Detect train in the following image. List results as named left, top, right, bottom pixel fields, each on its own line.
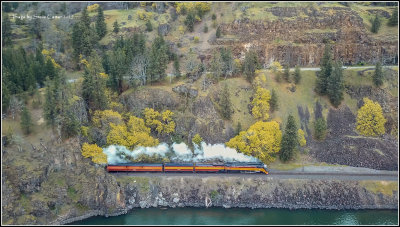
left=106, top=162, right=269, bottom=174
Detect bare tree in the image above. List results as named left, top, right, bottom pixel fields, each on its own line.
left=9, top=96, right=23, bottom=120
left=129, top=54, right=149, bottom=86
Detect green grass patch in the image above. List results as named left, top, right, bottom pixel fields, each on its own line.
left=116, top=176, right=152, bottom=192
left=360, top=181, right=398, bottom=196
left=67, top=186, right=80, bottom=202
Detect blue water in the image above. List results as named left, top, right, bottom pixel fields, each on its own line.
left=70, top=208, right=398, bottom=225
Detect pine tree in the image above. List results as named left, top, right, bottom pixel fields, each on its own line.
left=174, top=57, right=181, bottom=78
left=146, top=20, right=153, bottom=32
left=113, top=20, right=120, bottom=33
left=108, top=48, right=127, bottom=94
left=327, top=61, right=344, bottom=107
left=20, top=105, right=33, bottom=135
left=280, top=114, right=298, bottom=162
left=283, top=64, right=290, bottom=82
left=43, top=77, right=56, bottom=127
left=82, top=53, right=108, bottom=112
left=95, top=5, right=107, bottom=39
left=184, top=11, right=195, bottom=32
left=148, top=35, right=168, bottom=83
left=216, top=26, right=221, bottom=38
left=294, top=65, right=301, bottom=84
left=316, top=43, right=332, bottom=95
left=314, top=117, right=327, bottom=140
left=235, top=122, right=242, bottom=135
left=219, top=83, right=232, bottom=120
left=373, top=61, right=383, bottom=87
left=388, top=7, right=398, bottom=26
left=243, top=50, right=260, bottom=82
left=270, top=89, right=279, bottom=112
left=371, top=14, right=381, bottom=33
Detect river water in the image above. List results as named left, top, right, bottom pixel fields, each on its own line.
left=70, top=208, right=398, bottom=225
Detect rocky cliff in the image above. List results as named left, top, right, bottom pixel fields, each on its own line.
left=217, top=6, right=398, bottom=66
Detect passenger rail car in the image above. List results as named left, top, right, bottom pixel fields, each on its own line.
left=107, top=162, right=268, bottom=174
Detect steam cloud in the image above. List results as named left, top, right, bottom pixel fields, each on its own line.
left=103, top=142, right=259, bottom=164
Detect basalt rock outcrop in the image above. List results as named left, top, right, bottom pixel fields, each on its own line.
left=217, top=6, right=398, bottom=66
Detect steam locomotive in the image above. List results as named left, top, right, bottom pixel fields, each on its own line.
left=107, top=162, right=269, bottom=174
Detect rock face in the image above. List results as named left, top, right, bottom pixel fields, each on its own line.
left=172, top=84, right=198, bottom=98
left=217, top=6, right=398, bottom=66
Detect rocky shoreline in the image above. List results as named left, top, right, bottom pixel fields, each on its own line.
left=51, top=175, right=398, bottom=225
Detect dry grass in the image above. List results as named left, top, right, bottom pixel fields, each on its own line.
left=360, top=181, right=398, bottom=196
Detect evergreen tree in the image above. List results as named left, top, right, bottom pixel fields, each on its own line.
left=316, top=43, right=332, bottom=95
left=371, top=14, right=381, bottom=33
left=113, top=20, right=120, bottom=33
left=294, top=65, right=301, bottom=84
left=82, top=52, right=108, bottom=112
left=235, top=122, right=242, bottom=135
left=388, top=7, right=398, bottom=26
left=243, top=50, right=260, bottom=82
left=280, top=114, right=298, bottom=162
left=148, top=35, right=168, bottom=83
left=2, top=14, right=12, bottom=46
left=44, top=58, right=57, bottom=80
left=20, top=105, right=33, bottom=135
left=216, top=26, right=221, bottom=38
left=72, top=8, right=97, bottom=60
left=61, top=111, right=80, bottom=139
left=219, top=83, right=233, bottom=120
left=174, top=57, right=181, bottom=78
left=283, top=64, right=290, bottom=82
left=220, top=47, right=233, bottom=78
left=95, top=5, right=107, bottom=39
left=327, top=61, right=344, bottom=107
left=146, top=20, right=153, bottom=32
left=373, top=61, right=383, bottom=87
left=43, top=77, right=56, bottom=127
left=108, top=48, right=127, bottom=94
left=314, top=117, right=327, bottom=140
left=184, top=11, right=196, bottom=32
left=270, top=89, right=279, bottom=112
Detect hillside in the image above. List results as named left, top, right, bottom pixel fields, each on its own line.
left=1, top=2, right=399, bottom=224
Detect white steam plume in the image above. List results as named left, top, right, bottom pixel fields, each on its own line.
left=102, top=142, right=260, bottom=164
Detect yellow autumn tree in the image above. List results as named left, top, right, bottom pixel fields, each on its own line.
left=270, top=61, right=282, bottom=73
left=356, top=98, right=386, bottom=136
left=143, top=108, right=175, bottom=135
left=253, top=72, right=267, bottom=88
left=87, top=3, right=99, bottom=12
left=192, top=133, right=203, bottom=146
left=251, top=87, right=271, bottom=121
left=107, top=116, right=159, bottom=149
left=92, top=109, right=123, bottom=129
left=81, top=143, right=107, bottom=164
left=298, top=129, right=306, bottom=147
left=176, top=2, right=211, bottom=15
left=42, top=48, right=61, bottom=68
left=226, top=121, right=282, bottom=164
